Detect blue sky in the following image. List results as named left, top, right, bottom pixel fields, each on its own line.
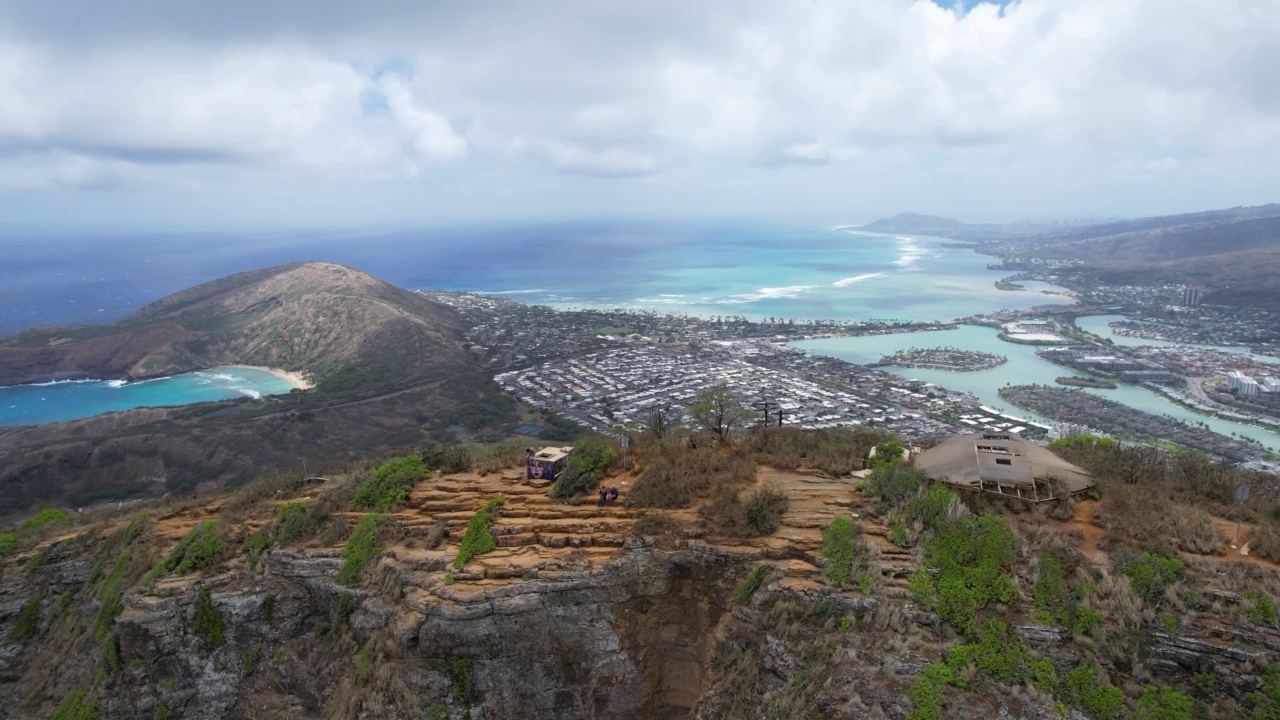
left=0, top=0, right=1277, bottom=231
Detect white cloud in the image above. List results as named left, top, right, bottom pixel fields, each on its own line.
left=0, top=0, right=1277, bottom=225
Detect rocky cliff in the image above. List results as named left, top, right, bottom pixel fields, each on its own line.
left=2, top=462, right=1279, bottom=719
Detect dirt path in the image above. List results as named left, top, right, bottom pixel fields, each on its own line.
left=1067, top=499, right=1107, bottom=563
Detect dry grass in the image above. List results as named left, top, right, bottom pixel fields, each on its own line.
left=628, top=445, right=755, bottom=509
left=1095, top=480, right=1223, bottom=554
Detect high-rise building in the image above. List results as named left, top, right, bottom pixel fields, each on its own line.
left=1181, top=285, right=1202, bottom=307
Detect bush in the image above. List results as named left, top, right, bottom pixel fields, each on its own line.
left=338, top=515, right=383, bottom=584
left=453, top=498, right=505, bottom=569
left=191, top=587, right=225, bottom=653
left=21, top=508, right=70, bottom=532
left=912, top=515, right=1018, bottom=635
left=702, top=483, right=789, bottom=537
left=275, top=502, right=317, bottom=546
left=822, top=516, right=867, bottom=588
left=737, top=565, right=767, bottom=604
left=0, top=533, right=16, bottom=556
left=549, top=435, right=620, bottom=499
left=868, top=439, right=905, bottom=471
left=153, top=521, right=226, bottom=578
left=421, top=444, right=474, bottom=474
left=1247, top=669, right=1280, bottom=719
left=94, top=554, right=131, bottom=638
left=1134, top=685, right=1193, bottom=720
left=629, top=445, right=755, bottom=508
left=867, top=464, right=928, bottom=510
left=353, top=455, right=429, bottom=511
left=12, top=597, right=41, bottom=642
left=1064, top=663, right=1126, bottom=720
left=1116, top=551, right=1184, bottom=604
left=50, top=690, right=100, bottom=720
left=908, top=662, right=959, bottom=720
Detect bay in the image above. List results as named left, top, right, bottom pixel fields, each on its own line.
left=0, top=367, right=297, bottom=427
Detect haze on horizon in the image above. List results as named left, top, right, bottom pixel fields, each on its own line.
left=1, top=0, right=1277, bottom=233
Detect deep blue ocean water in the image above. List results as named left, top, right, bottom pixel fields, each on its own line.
left=0, top=367, right=296, bottom=427
left=1, top=221, right=1071, bottom=426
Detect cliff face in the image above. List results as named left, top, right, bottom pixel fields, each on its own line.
left=2, top=466, right=1280, bottom=719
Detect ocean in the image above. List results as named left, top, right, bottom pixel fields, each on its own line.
left=0, top=222, right=1069, bottom=336
left=0, top=221, right=1073, bottom=427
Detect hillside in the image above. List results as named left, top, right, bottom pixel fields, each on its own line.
left=1, top=430, right=1279, bottom=719
left=0, top=263, right=508, bottom=514
left=981, top=203, right=1280, bottom=309
left=0, top=262, right=466, bottom=388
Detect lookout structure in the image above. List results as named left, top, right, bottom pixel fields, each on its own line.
left=526, top=446, right=573, bottom=481
left=913, top=432, right=1094, bottom=502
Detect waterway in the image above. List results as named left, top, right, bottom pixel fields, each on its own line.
left=1074, top=315, right=1280, bottom=365
left=0, top=367, right=298, bottom=427
left=793, top=325, right=1280, bottom=451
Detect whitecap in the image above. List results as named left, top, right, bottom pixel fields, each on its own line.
left=106, top=379, right=127, bottom=388
left=832, top=272, right=887, bottom=287
left=717, top=285, right=814, bottom=304
left=235, top=388, right=262, bottom=399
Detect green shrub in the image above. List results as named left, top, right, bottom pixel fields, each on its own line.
left=338, top=515, right=383, bottom=584
left=93, top=554, right=131, bottom=639
left=261, top=593, right=276, bottom=621
left=12, top=597, right=41, bottom=642
left=22, top=508, right=70, bottom=532
left=1247, top=669, right=1280, bottom=720
left=867, top=464, right=927, bottom=509
left=912, top=515, right=1018, bottom=635
left=353, top=455, right=429, bottom=511
left=737, top=565, right=767, bottom=604
left=275, top=502, right=315, bottom=546
left=549, top=436, right=619, bottom=499
left=191, top=587, right=225, bottom=653
left=1246, top=589, right=1279, bottom=626
left=0, top=533, right=18, bottom=556
left=908, top=662, right=959, bottom=720
left=243, top=648, right=262, bottom=674
left=153, top=521, right=226, bottom=579
left=356, top=641, right=374, bottom=684
left=1065, top=663, right=1125, bottom=720
left=1032, top=555, right=1069, bottom=624
left=453, top=499, right=505, bottom=569
left=1117, top=552, right=1184, bottom=603
left=821, top=516, right=863, bottom=588
left=50, top=689, right=100, bottom=720
left=1135, top=685, right=1193, bottom=720
left=335, top=591, right=357, bottom=625
left=867, top=439, right=905, bottom=471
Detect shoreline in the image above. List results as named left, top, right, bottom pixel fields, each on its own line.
left=227, top=365, right=315, bottom=391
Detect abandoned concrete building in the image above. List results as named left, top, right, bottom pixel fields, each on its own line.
left=913, top=432, right=1095, bottom=502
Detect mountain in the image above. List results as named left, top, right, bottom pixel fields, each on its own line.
left=0, top=262, right=466, bottom=389
left=0, top=263, right=509, bottom=514
left=852, top=212, right=1099, bottom=242
left=987, top=204, right=1280, bottom=308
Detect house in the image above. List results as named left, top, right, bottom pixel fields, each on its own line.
left=526, top=446, right=574, bottom=481
left=913, top=432, right=1094, bottom=502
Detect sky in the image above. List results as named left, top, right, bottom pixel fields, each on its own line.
left=1, top=0, right=1278, bottom=231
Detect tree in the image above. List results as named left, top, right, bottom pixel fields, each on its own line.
left=689, top=385, right=753, bottom=443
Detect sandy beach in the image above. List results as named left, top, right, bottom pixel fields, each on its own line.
left=229, top=365, right=315, bottom=391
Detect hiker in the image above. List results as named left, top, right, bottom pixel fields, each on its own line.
left=597, top=486, right=608, bottom=507
left=609, top=486, right=619, bottom=502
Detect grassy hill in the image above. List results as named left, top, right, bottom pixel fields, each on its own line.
left=0, top=263, right=514, bottom=514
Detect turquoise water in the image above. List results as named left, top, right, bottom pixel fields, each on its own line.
left=793, top=325, right=1280, bottom=451
left=0, top=367, right=297, bottom=427
left=530, top=230, right=1073, bottom=322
